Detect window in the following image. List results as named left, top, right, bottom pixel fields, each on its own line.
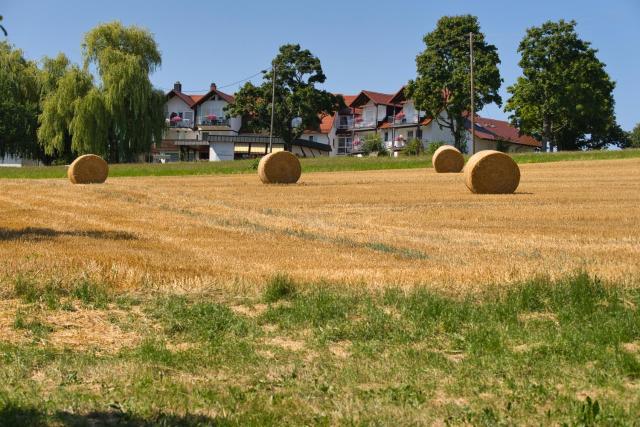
left=384, top=132, right=389, bottom=141
left=337, top=137, right=352, bottom=155
left=408, top=131, right=414, bottom=139
left=309, top=135, right=314, bottom=142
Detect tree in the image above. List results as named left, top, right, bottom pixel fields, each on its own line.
left=630, top=123, right=640, bottom=148
left=505, top=20, right=624, bottom=151
left=39, top=53, right=71, bottom=99
left=38, top=66, right=94, bottom=161
left=37, top=22, right=164, bottom=163
left=80, top=21, right=165, bottom=163
left=226, top=44, right=341, bottom=151
left=406, top=15, right=502, bottom=151
left=0, top=42, right=41, bottom=159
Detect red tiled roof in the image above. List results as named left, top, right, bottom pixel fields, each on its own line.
left=193, top=88, right=235, bottom=106
left=468, top=116, right=541, bottom=148
left=166, top=90, right=196, bottom=107
left=349, top=90, right=398, bottom=108
left=320, top=114, right=335, bottom=133
left=389, top=86, right=406, bottom=105
left=189, top=95, right=204, bottom=103
left=342, top=95, right=357, bottom=106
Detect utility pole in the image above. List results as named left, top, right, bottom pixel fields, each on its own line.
left=469, top=32, right=475, bottom=155
left=268, top=63, right=276, bottom=153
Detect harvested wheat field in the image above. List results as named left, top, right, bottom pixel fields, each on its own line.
left=2, top=156, right=640, bottom=425
left=1, top=157, right=639, bottom=294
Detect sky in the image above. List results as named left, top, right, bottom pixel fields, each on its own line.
left=3, top=0, right=639, bottom=130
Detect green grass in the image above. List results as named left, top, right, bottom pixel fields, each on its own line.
left=2, top=149, right=639, bottom=179
left=1, top=273, right=639, bottom=425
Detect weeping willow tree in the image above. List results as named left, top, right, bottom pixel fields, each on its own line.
left=82, top=22, right=165, bottom=163
left=38, top=66, right=94, bottom=161
left=38, top=21, right=165, bottom=163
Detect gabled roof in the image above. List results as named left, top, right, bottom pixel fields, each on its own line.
left=389, top=86, right=407, bottom=105
left=166, top=90, right=197, bottom=107
left=193, top=87, right=235, bottom=106
left=349, top=90, right=398, bottom=108
left=467, top=116, right=541, bottom=148
left=341, top=95, right=357, bottom=106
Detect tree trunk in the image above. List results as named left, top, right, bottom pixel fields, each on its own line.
left=109, top=137, right=119, bottom=163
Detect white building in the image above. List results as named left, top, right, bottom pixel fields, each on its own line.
left=155, top=81, right=331, bottom=162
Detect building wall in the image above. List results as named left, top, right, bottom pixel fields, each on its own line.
left=209, top=141, right=235, bottom=161
left=195, top=98, right=242, bottom=133
left=421, top=111, right=457, bottom=148
left=359, top=101, right=386, bottom=127
left=302, top=132, right=330, bottom=145
left=381, top=126, right=420, bottom=149
left=197, top=99, right=227, bottom=120
left=165, top=97, right=194, bottom=123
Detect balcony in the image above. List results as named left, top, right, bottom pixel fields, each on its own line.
left=386, top=114, right=420, bottom=125
left=353, top=118, right=377, bottom=129
left=197, top=116, right=230, bottom=127
left=336, top=116, right=354, bottom=131
left=166, top=118, right=193, bottom=128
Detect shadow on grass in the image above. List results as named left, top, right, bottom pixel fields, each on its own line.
left=0, top=227, right=136, bottom=241
left=0, top=405, right=221, bottom=427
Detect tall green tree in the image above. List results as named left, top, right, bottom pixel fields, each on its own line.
left=505, top=20, right=623, bottom=151
left=38, top=23, right=165, bottom=163
left=80, top=21, right=165, bottom=163
left=38, top=66, right=94, bottom=161
left=227, top=44, right=341, bottom=151
left=0, top=42, right=41, bottom=159
left=630, top=123, right=640, bottom=149
left=406, top=15, right=502, bottom=151
left=39, top=53, right=71, bottom=99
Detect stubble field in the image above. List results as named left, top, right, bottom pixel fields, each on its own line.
left=1, top=157, right=639, bottom=293
left=0, top=156, right=639, bottom=425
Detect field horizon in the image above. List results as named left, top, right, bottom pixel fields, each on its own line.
left=1, top=148, right=639, bottom=180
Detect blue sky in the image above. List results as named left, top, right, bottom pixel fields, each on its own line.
left=4, top=0, right=639, bottom=129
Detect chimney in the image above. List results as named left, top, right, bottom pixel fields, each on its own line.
left=210, top=82, right=217, bottom=91
left=173, top=81, right=182, bottom=93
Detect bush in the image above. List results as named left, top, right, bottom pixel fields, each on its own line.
left=402, top=138, right=424, bottom=156
left=426, top=141, right=446, bottom=156
left=362, top=134, right=384, bottom=155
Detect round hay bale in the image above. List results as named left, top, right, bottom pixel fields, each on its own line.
left=68, top=154, right=109, bottom=184
left=432, top=145, right=464, bottom=173
left=464, top=150, right=520, bottom=194
left=258, top=151, right=301, bottom=184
